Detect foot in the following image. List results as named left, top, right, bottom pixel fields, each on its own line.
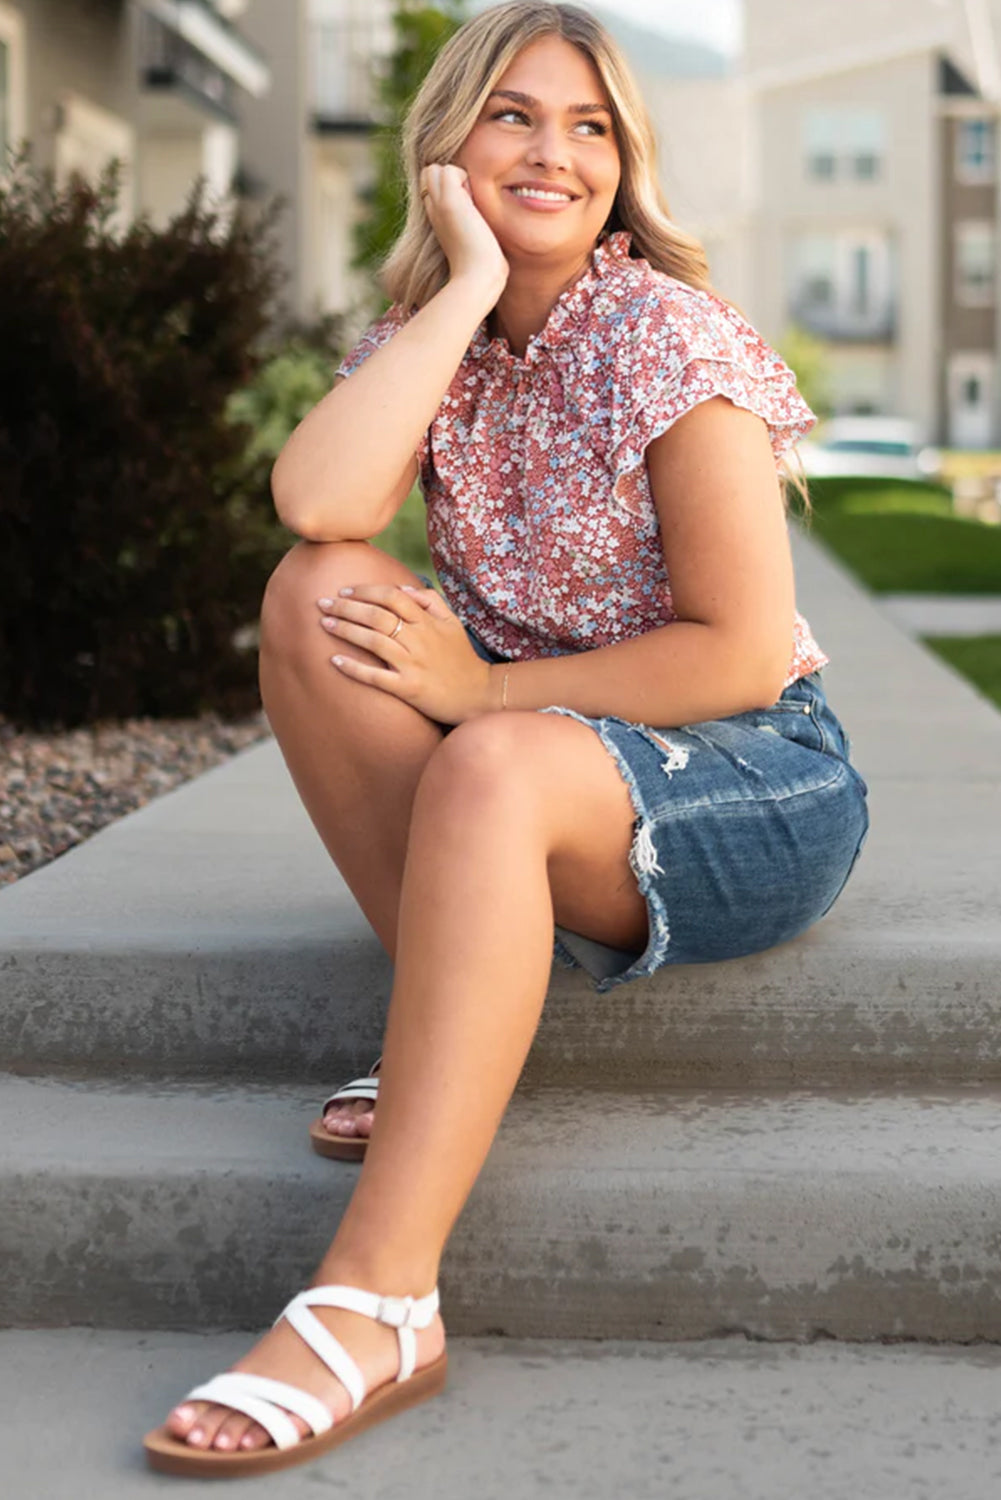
left=165, top=1285, right=445, bottom=1454
left=322, top=1060, right=380, bottom=1141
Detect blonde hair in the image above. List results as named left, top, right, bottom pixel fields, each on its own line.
left=380, top=1, right=809, bottom=508
left=382, top=1, right=712, bottom=307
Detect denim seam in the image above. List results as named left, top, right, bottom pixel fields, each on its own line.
left=538, top=704, right=672, bottom=991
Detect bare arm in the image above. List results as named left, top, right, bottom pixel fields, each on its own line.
left=271, top=166, right=509, bottom=542
left=480, top=397, right=795, bottom=726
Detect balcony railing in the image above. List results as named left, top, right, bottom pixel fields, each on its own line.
left=142, top=12, right=238, bottom=119
left=309, top=15, right=392, bottom=131
left=789, top=298, right=897, bottom=343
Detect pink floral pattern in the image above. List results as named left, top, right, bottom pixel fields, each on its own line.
left=338, top=230, right=828, bottom=687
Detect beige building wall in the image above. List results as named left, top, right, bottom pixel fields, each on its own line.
left=240, top=0, right=312, bottom=318
left=640, top=74, right=755, bottom=306
left=9, top=0, right=138, bottom=211
left=750, top=48, right=942, bottom=438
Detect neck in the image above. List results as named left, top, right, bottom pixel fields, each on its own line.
left=487, top=245, right=595, bottom=358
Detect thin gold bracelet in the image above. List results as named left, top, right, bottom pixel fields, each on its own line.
left=501, top=666, right=510, bottom=710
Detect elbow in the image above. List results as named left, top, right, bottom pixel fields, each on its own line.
left=269, top=465, right=384, bottom=544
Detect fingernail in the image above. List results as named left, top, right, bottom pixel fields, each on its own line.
left=321, top=618, right=337, bottom=631
left=400, top=584, right=418, bottom=592
left=317, top=597, right=333, bottom=608
left=339, top=587, right=354, bottom=596
left=331, top=656, right=344, bottom=666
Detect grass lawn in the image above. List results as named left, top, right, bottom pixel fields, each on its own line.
left=922, top=636, right=1001, bottom=712
left=803, top=476, right=1001, bottom=593
left=803, top=475, right=1001, bottom=708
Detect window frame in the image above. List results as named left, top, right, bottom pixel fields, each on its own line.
left=954, top=220, right=997, bottom=308
left=955, top=117, right=996, bottom=187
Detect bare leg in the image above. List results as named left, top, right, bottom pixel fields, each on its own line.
left=166, top=710, right=647, bottom=1452
left=260, top=539, right=445, bottom=1139
left=259, top=538, right=444, bottom=960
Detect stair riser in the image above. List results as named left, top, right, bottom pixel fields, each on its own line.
left=3, top=947, right=1000, bottom=1087
left=3, top=1166, right=998, bottom=1343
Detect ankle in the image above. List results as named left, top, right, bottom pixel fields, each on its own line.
left=313, top=1247, right=440, bottom=1302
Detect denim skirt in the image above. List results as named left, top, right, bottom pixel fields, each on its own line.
left=438, top=582, right=870, bottom=995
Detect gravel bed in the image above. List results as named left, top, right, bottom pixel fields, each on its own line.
left=0, top=711, right=271, bottom=887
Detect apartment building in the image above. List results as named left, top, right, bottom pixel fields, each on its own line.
left=0, top=0, right=270, bottom=224
left=744, top=0, right=1001, bottom=446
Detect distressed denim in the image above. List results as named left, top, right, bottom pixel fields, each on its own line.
left=436, top=577, right=869, bottom=994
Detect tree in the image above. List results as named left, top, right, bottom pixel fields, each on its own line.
left=353, top=3, right=466, bottom=283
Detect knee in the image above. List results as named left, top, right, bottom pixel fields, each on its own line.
left=259, top=539, right=378, bottom=664
left=416, top=713, right=538, bottom=817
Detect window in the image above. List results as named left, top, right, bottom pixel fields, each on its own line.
left=955, top=221, right=996, bottom=306
left=956, top=118, right=996, bottom=185
left=804, top=108, right=886, bottom=182
left=790, top=230, right=894, bottom=338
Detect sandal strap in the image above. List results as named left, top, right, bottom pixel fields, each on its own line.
left=320, top=1056, right=383, bottom=1115
left=281, top=1298, right=366, bottom=1412
left=186, top=1375, right=304, bottom=1451
left=322, top=1079, right=380, bottom=1112
left=285, top=1285, right=440, bottom=1391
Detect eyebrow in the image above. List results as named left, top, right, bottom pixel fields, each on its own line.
left=487, top=89, right=612, bottom=116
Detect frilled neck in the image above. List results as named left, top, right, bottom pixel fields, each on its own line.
left=468, top=229, right=634, bottom=368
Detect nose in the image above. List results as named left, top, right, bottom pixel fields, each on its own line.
left=526, top=118, right=572, bottom=174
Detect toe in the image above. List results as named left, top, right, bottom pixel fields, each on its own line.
left=355, top=1110, right=375, bottom=1137
left=239, top=1424, right=272, bottom=1452
left=167, top=1401, right=205, bottom=1439
left=185, top=1404, right=231, bottom=1449
left=212, top=1411, right=254, bottom=1452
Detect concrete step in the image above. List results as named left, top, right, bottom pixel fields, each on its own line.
left=4, top=1328, right=1000, bottom=1500
left=2, top=534, right=1000, bottom=1090
left=3, top=1073, right=999, bottom=1343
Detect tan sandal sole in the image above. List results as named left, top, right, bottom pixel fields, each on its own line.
left=143, top=1352, right=447, bottom=1478
left=308, top=1116, right=369, bottom=1161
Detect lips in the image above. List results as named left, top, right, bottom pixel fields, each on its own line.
left=505, top=181, right=581, bottom=203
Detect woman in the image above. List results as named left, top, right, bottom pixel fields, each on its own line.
left=144, top=1, right=868, bottom=1477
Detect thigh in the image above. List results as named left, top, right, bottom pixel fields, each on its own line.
left=435, top=711, right=649, bottom=953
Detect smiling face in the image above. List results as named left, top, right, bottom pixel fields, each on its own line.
left=455, top=33, right=621, bottom=270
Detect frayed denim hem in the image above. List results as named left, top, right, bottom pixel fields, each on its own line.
left=540, top=703, right=673, bottom=994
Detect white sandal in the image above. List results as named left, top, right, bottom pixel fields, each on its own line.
left=143, top=1283, right=446, bottom=1478
left=309, top=1056, right=382, bottom=1160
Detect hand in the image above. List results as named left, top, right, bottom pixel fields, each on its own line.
left=318, top=582, right=498, bottom=725
left=419, top=164, right=509, bottom=294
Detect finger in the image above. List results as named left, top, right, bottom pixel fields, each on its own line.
left=319, top=596, right=416, bottom=634
left=331, top=654, right=414, bottom=701
left=324, top=617, right=409, bottom=662
left=327, top=583, right=423, bottom=612
left=400, top=586, right=453, bottom=620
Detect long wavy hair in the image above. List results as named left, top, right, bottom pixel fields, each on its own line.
left=381, top=1, right=713, bottom=307
left=380, top=1, right=809, bottom=506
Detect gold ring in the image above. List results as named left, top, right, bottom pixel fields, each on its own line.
left=389, top=617, right=405, bottom=640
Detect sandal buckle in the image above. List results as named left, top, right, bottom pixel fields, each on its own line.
left=377, top=1294, right=413, bottom=1328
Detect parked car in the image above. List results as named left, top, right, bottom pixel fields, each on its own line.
left=797, top=417, right=940, bottom=480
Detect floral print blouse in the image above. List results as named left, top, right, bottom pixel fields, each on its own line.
left=337, top=230, right=828, bottom=686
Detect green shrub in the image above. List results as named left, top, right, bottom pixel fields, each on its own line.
left=0, top=155, right=285, bottom=727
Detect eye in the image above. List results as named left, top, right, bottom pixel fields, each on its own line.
left=490, top=108, right=609, bottom=137
left=491, top=108, right=531, bottom=125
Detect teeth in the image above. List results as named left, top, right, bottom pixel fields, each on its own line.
left=510, top=187, right=574, bottom=202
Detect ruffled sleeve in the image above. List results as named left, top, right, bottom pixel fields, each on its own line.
left=335, top=304, right=410, bottom=380
left=609, top=281, right=816, bottom=516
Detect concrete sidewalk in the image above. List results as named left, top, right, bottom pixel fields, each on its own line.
left=2, top=1330, right=1000, bottom=1500
left=1, top=532, right=999, bottom=1089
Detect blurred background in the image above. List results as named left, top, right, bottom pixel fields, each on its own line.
left=1, top=1, right=999, bottom=879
